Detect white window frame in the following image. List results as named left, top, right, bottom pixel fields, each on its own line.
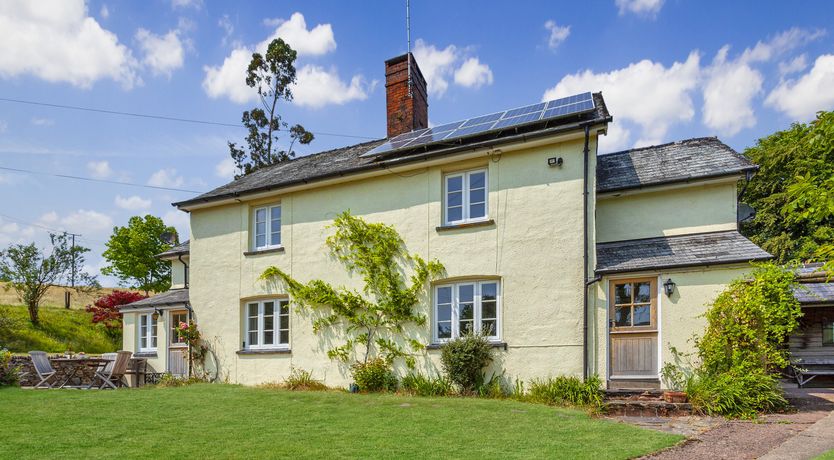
left=433, top=280, right=501, bottom=343
left=170, top=311, right=188, bottom=346
left=252, top=204, right=282, bottom=251
left=443, top=168, right=488, bottom=226
left=138, top=313, right=158, bottom=352
left=243, top=299, right=290, bottom=350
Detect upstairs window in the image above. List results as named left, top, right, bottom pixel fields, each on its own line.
left=253, top=204, right=281, bottom=250
left=244, top=299, right=290, bottom=350
left=434, top=280, right=500, bottom=342
left=444, top=169, right=488, bottom=225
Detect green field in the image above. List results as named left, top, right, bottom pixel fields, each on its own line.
left=0, top=304, right=119, bottom=353
left=0, top=384, right=682, bottom=459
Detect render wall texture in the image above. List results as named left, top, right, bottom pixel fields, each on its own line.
left=595, top=181, right=738, bottom=243
left=188, top=137, right=595, bottom=387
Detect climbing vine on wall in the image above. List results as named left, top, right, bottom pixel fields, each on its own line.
left=261, top=211, right=444, bottom=369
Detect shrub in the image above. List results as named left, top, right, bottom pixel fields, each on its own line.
left=283, top=368, right=328, bottom=391
left=527, top=375, right=603, bottom=408
left=156, top=373, right=205, bottom=387
left=476, top=373, right=507, bottom=399
left=440, top=334, right=494, bottom=393
left=351, top=358, right=397, bottom=392
left=401, top=372, right=453, bottom=396
left=0, top=348, right=19, bottom=386
left=86, top=291, right=147, bottom=341
left=686, top=370, right=788, bottom=419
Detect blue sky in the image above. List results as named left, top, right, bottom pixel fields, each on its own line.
left=0, top=0, right=833, bottom=286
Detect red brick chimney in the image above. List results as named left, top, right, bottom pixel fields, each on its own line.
left=385, top=53, right=428, bottom=138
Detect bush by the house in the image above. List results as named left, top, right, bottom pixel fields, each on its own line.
left=0, top=348, right=18, bottom=387
left=440, top=333, right=494, bottom=393
left=351, top=358, right=397, bottom=392
left=686, top=369, right=787, bottom=417
left=527, top=375, right=604, bottom=408
left=86, top=290, right=147, bottom=341
left=282, top=368, right=328, bottom=391
left=400, top=372, right=453, bottom=396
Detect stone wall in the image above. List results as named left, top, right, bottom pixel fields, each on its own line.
left=12, top=355, right=99, bottom=387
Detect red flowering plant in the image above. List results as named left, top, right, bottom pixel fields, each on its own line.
left=177, top=320, right=208, bottom=364
left=86, top=290, right=147, bottom=341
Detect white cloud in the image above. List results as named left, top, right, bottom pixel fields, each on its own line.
left=215, top=157, right=236, bottom=180
left=779, top=54, right=808, bottom=76
left=51, top=209, right=114, bottom=234
left=163, top=210, right=190, bottom=240
left=99, top=4, right=109, bottom=19
left=544, top=20, right=570, bottom=50
left=0, top=120, right=7, bottom=133
left=171, top=0, right=201, bottom=9
left=202, top=12, right=366, bottom=107
left=453, top=58, right=494, bottom=89
left=30, top=117, right=54, bottom=126
left=114, top=194, right=151, bottom=210
left=615, top=0, right=664, bottom=16
left=148, top=168, right=185, bottom=188
left=0, top=218, right=36, bottom=247
left=293, top=65, right=372, bottom=108
left=86, top=160, right=112, bottom=178
left=412, top=39, right=494, bottom=98
left=218, top=14, right=234, bottom=47
left=739, top=28, right=825, bottom=63
left=0, top=0, right=138, bottom=89
left=135, top=28, right=185, bottom=78
left=766, top=54, right=834, bottom=120
left=543, top=52, right=700, bottom=151
left=702, top=46, right=763, bottom=136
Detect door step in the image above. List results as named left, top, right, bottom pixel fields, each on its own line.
left=607, top=379, right=660, bottom=390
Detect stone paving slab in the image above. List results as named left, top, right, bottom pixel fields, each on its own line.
left=759, top=411, right=834, bottom=460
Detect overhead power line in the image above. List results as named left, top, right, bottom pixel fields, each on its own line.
left=0, top=97, right=378, bottom=140
left=0, top=165, right=205, bottom=194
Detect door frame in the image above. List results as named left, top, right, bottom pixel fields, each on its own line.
left=605, top=274, right=663, bottom=380
left=167, top=309, right=189, bottom=376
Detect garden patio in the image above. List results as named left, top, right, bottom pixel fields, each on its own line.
left=0, top=384, right=682, bottom=459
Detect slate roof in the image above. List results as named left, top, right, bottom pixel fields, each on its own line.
left=597, top=137, right=757, bottom=193
left=156, top=240, right=189, bottom=258
left=596, top=230, right=772, bottom=274
left=174, top=93, right=611, bottom=208
left=794, top=283, right=834, bottom=305
left=119, top=288, right=189, bottom=310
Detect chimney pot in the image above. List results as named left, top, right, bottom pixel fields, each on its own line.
left=385, top=53, right=428, bottom=138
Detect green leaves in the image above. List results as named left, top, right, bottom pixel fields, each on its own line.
left=261, top=211, right=445, bottom=370
left=101, top=215, right=175, bottom=294
left=743, top=110, right=834, bottom=263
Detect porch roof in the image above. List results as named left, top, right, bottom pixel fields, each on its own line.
left=794, top=283, right=834, bottom=305
left=119, top=288, right=189, bottom=310
left=595, top=230, right=772, bottom=275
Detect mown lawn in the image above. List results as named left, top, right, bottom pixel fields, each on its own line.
left=0, top=384, right=681, bottom=459
left=0, top=304, right=119, bottom=353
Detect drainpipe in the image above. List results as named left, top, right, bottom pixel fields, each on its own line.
left=178, top=254, right=189, bottom=288
left=185, top=303, right=193, bottom=379
left=582, top=125, right=591, bottom=381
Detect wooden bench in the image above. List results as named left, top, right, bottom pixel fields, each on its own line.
left=792, top=358, right=834, bottom=387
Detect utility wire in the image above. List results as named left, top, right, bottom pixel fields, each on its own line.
left=0, top=97, right=378, bottom=140
left=0, top=165, right=205, bottom=194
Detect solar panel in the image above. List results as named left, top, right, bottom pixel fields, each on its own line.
left=363, top=92, right=595, bottom=158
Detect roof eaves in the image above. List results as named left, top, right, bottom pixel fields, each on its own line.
left=597, top=167, right=757, bottom=194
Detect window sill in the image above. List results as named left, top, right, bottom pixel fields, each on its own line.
left=436, top=219, right=495, bottom=232
left=426, top=341, right=507, bottom=351
left=134, top=352, right=158, bottom=358
left=243, top=247, right=285, bottom=256
left=236, top=349, right=291, bottom=355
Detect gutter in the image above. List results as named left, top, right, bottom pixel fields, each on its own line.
left=173, top=117, right=612, bottom=209
left=595, top=256, right=773, bottom=276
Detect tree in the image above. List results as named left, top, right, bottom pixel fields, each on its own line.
left=86, top=290, right=147, bottom=341
left=741, top=111, right=834, bottom=264
left=262, top=211, right=444, bottom=369
left=0, top=233, right=98, bottom=325
left=102, top=215, right=176, bottom=295
left=228, top=38, right=314, bottom=179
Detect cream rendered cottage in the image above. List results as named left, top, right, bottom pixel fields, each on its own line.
left=120, top=54, right=770, bottom=389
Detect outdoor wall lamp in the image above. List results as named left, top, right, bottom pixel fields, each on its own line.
left=663, top=278, right=676, bottom=297
left=152, top=308, right=163, bottom=320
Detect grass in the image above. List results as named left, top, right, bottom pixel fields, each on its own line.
left=0, top=304, right=119, bottom=353
left=0, top=384, right=682, bottom=459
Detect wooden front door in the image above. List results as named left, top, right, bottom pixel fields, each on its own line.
left=168, top=311, right=189, bottom=377
left=609, top=278, right=658, bottom=379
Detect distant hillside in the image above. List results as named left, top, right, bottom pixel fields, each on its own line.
left=0, top=283, right=133, bottom=309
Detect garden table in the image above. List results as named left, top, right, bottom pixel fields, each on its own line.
left=50, top=357, right=111, bottom=389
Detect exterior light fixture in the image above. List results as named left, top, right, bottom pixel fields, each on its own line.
left=547, top=157, right=564, bottom=167
left=663, top=278, right=676, bottom=297
left=152, top=308, right=163, bottom=321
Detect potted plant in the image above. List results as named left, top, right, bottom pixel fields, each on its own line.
left=660, top=361, right=688, bottom=403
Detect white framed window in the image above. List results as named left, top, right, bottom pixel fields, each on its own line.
left=244, top=299, right=290, bottom=350
left=444, top=168, right=488, bottom=225
left=433, top=280, right=500, bottom=342
left=252, top=204, right=282, bottom=250
left=170, top=311, right=188, bottom=345
left=138, top=313, right=158, bottom=352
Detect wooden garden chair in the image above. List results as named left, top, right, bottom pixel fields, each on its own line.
left=94, top=351, right=132, bottom=389
left=28, top=351, right=58, bottom=389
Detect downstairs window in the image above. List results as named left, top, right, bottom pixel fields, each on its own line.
left=434, top=280, right=500, bottom=342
